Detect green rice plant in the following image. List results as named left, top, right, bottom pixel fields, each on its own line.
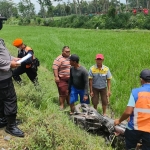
left=1, top=25, right=150, bottom=149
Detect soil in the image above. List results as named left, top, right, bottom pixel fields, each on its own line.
left=0, top=127, right=12, bottom=149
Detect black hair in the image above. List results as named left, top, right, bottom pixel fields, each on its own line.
left=62, top=46, right=69, bottom=51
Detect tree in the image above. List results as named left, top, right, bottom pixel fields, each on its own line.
left=65, top=5, right=71, bottom=15
left=0, top=0, right=18, bottom=18
left=37, top=0, right=53, bottom=17
left=18, top=0, right=35, bottom=18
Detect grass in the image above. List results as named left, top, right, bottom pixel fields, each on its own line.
left=1, top=25, right=150, bottom=149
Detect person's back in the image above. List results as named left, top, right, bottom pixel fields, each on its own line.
left=128, top=84, right=150, bottom=132
left=114, top=69, right=150, bottom=150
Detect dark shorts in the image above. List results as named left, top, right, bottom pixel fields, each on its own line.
left=56, top=78, right=69, bottom=97
left=91, top=87, right=108, bottom=106
left=125, top=128, right=150, bottom=150
left=70, top=86, right=90, bottom=104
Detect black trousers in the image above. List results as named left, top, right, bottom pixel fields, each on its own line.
left=0, top=78, right=17, bottom=117
left=125, top=128, right=150, bottom=150
left=12, top=65, right=37, bottom=83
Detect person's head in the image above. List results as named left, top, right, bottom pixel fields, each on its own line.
left=12, top=38, right=24, bottom=50
left=62, top=46, right=70, bottom=58
left=69, top=54, right=79, bottom=66
left=95, top=54, right=104, bottom=66
left=140, top=69, right=150, bottom=84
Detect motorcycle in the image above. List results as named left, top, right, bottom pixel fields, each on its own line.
left=70, top=103, right=142, bottom=150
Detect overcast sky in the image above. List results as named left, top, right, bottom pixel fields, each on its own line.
left=13, top=0, right=126, bottom=13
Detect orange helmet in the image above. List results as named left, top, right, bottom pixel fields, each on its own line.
left=13, top=38, right=23, bottom=47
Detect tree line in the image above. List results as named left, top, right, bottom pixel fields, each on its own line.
left=0, top=0, right=150, bottom=18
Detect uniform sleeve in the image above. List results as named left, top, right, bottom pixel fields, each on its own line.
left=127, top=93, right=135, bottom=107
left=0, top=40, right=11, bottom=71
left=88, top=67, right=93, bottom=79
left=0, top=58, right=11, bottom=71
left=23, top=50, right=33, bottom=65
left=106, top=68, right=112, bottom=79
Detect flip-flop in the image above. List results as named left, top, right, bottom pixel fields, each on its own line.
left=69, top=112, right=74, bottom=115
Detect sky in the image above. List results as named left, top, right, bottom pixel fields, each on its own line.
left=13, top=0, right=126, bottom=13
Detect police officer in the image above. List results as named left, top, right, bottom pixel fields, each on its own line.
left=0, top=19, right=24, bottom=137
left=12, top=38, right=38, bottom=85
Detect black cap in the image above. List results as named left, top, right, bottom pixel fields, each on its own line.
left=140, top=69, right=150, bottom=81
left=69, top=54, right=79, bottom=62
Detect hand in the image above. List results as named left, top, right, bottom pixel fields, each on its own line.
left=10, top=61, right=21, bottom=68
left=90, top=91, right=94, bottom=97
left=55, top=77, right=60, bottom=82
left=107, top=90, right=111, bottom=97
left=83, top=95, right=88, bottom=101
left=66, top=90, right=69, bottom=96
left=114, top=119, right=121, bottom=126
left=12, top=57, right=21, bottom=61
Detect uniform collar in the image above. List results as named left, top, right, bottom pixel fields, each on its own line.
left=95, top=64, right=104, bottom=70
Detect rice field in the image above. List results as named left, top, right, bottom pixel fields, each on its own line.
left=1, top=25, right=150, bottom=149
left=1, top=25, right=150, bottom=115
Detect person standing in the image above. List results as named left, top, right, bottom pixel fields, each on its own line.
left=69, top=54, right=90, bottom=114
left=0, top=38, right=24, bottom=137
left=52, top=46, right=71, bottom=110
left=12, top=38, right=39, bottom=85
left=89, top=54, right=112, bottom=116
left=114, top=69, right=150, bottom=150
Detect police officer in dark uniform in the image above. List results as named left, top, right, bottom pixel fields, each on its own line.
left=0, top=17, right=24, bottom=137
left=12, top=38, right=39, bottom=85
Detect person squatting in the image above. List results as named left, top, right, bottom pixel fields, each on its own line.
left=12, top=38, right=39, bottom=86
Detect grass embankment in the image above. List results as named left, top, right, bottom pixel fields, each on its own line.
left=0, top=25, right=150, bottom=149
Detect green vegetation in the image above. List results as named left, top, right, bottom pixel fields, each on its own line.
left=1, top=25, right=150, bottom=149
left=6, top=13, right=150, bottom=30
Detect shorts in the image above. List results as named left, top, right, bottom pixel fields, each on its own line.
left=56, top=78, right=69, bottom=97
left=125, top=128, right=150, bottom=150
left=70, top=86, right=90, bottom=104
left=91, top=87, right=108, bottom=106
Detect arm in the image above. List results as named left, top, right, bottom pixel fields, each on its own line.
left=89, top=78, right=94, bottom=97
left=83, top=69, right=89, bottom=101
left=23, top=50, right=33, bottom=65
left=52, top=57, right=61, bottom=82
left=89, top=68, right=94, bottom=97
left=53, top=69, right=60, bottom=82
left=114, top=93, right=135, bottom=125
left=0, top=57, right=20, bottom=71
left=68, top=68, right=73, bottom=93
left=114, top=106, right=134, bottom=125
left=107, top=79, right=111, bottom=97
left=106, top=68, right=112, bottom=97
